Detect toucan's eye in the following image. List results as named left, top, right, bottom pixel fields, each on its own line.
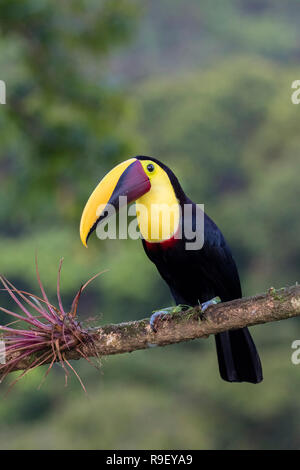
left=147, top=164, right=155, bottom=173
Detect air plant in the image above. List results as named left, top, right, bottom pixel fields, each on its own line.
left=0, top=258, right=103, bottom=393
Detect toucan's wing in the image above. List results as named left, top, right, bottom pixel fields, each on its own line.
left=197, top=212, right=242, bottom=302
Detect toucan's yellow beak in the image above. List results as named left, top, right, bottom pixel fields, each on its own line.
left=80, top=158, right=151, bottom=247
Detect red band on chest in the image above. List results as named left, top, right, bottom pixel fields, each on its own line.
left=144, top=227, right=180, bottom=251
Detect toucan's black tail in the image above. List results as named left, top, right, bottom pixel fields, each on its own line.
left=215, top=328, right=263, bottom=383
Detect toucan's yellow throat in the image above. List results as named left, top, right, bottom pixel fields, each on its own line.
left=80, top=157, right=180, bottom=246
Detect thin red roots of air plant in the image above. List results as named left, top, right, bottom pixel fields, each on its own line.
left=0, top=258, right=103, bottom=393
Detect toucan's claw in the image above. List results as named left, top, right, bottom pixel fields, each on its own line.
left=200, top=296, right=221, bottom=320
left=150, top=305, right=191, bottom=332
left=150, top=309, right=172, bottom=332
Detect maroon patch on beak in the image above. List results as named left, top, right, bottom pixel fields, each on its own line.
left=107, top=160, right=151, bottom=210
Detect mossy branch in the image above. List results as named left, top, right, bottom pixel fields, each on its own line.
left=1, top=283, right=300, bottom=382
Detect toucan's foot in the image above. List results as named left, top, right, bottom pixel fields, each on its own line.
left=150, top=310, right=169, bottom=332
left=150, top=305, right=190, bottom=332
left=200, top=296, right=221, bottom=319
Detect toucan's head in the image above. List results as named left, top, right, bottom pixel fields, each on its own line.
left=80, top=156, right=184, bottom=246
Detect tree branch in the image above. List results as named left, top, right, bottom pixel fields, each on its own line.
left=1, top=284, right=300, bottom=379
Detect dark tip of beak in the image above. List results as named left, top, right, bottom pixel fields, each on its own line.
left=86, top=209, right=110, bottom=245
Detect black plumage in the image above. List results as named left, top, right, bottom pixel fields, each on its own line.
left=137, top=156, right=263, bottom=383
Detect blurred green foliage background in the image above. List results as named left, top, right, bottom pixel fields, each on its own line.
left=0, top=0, right=300, bottom=449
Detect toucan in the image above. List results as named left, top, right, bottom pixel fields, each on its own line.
left=80, top=156, right=263, bottom=383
